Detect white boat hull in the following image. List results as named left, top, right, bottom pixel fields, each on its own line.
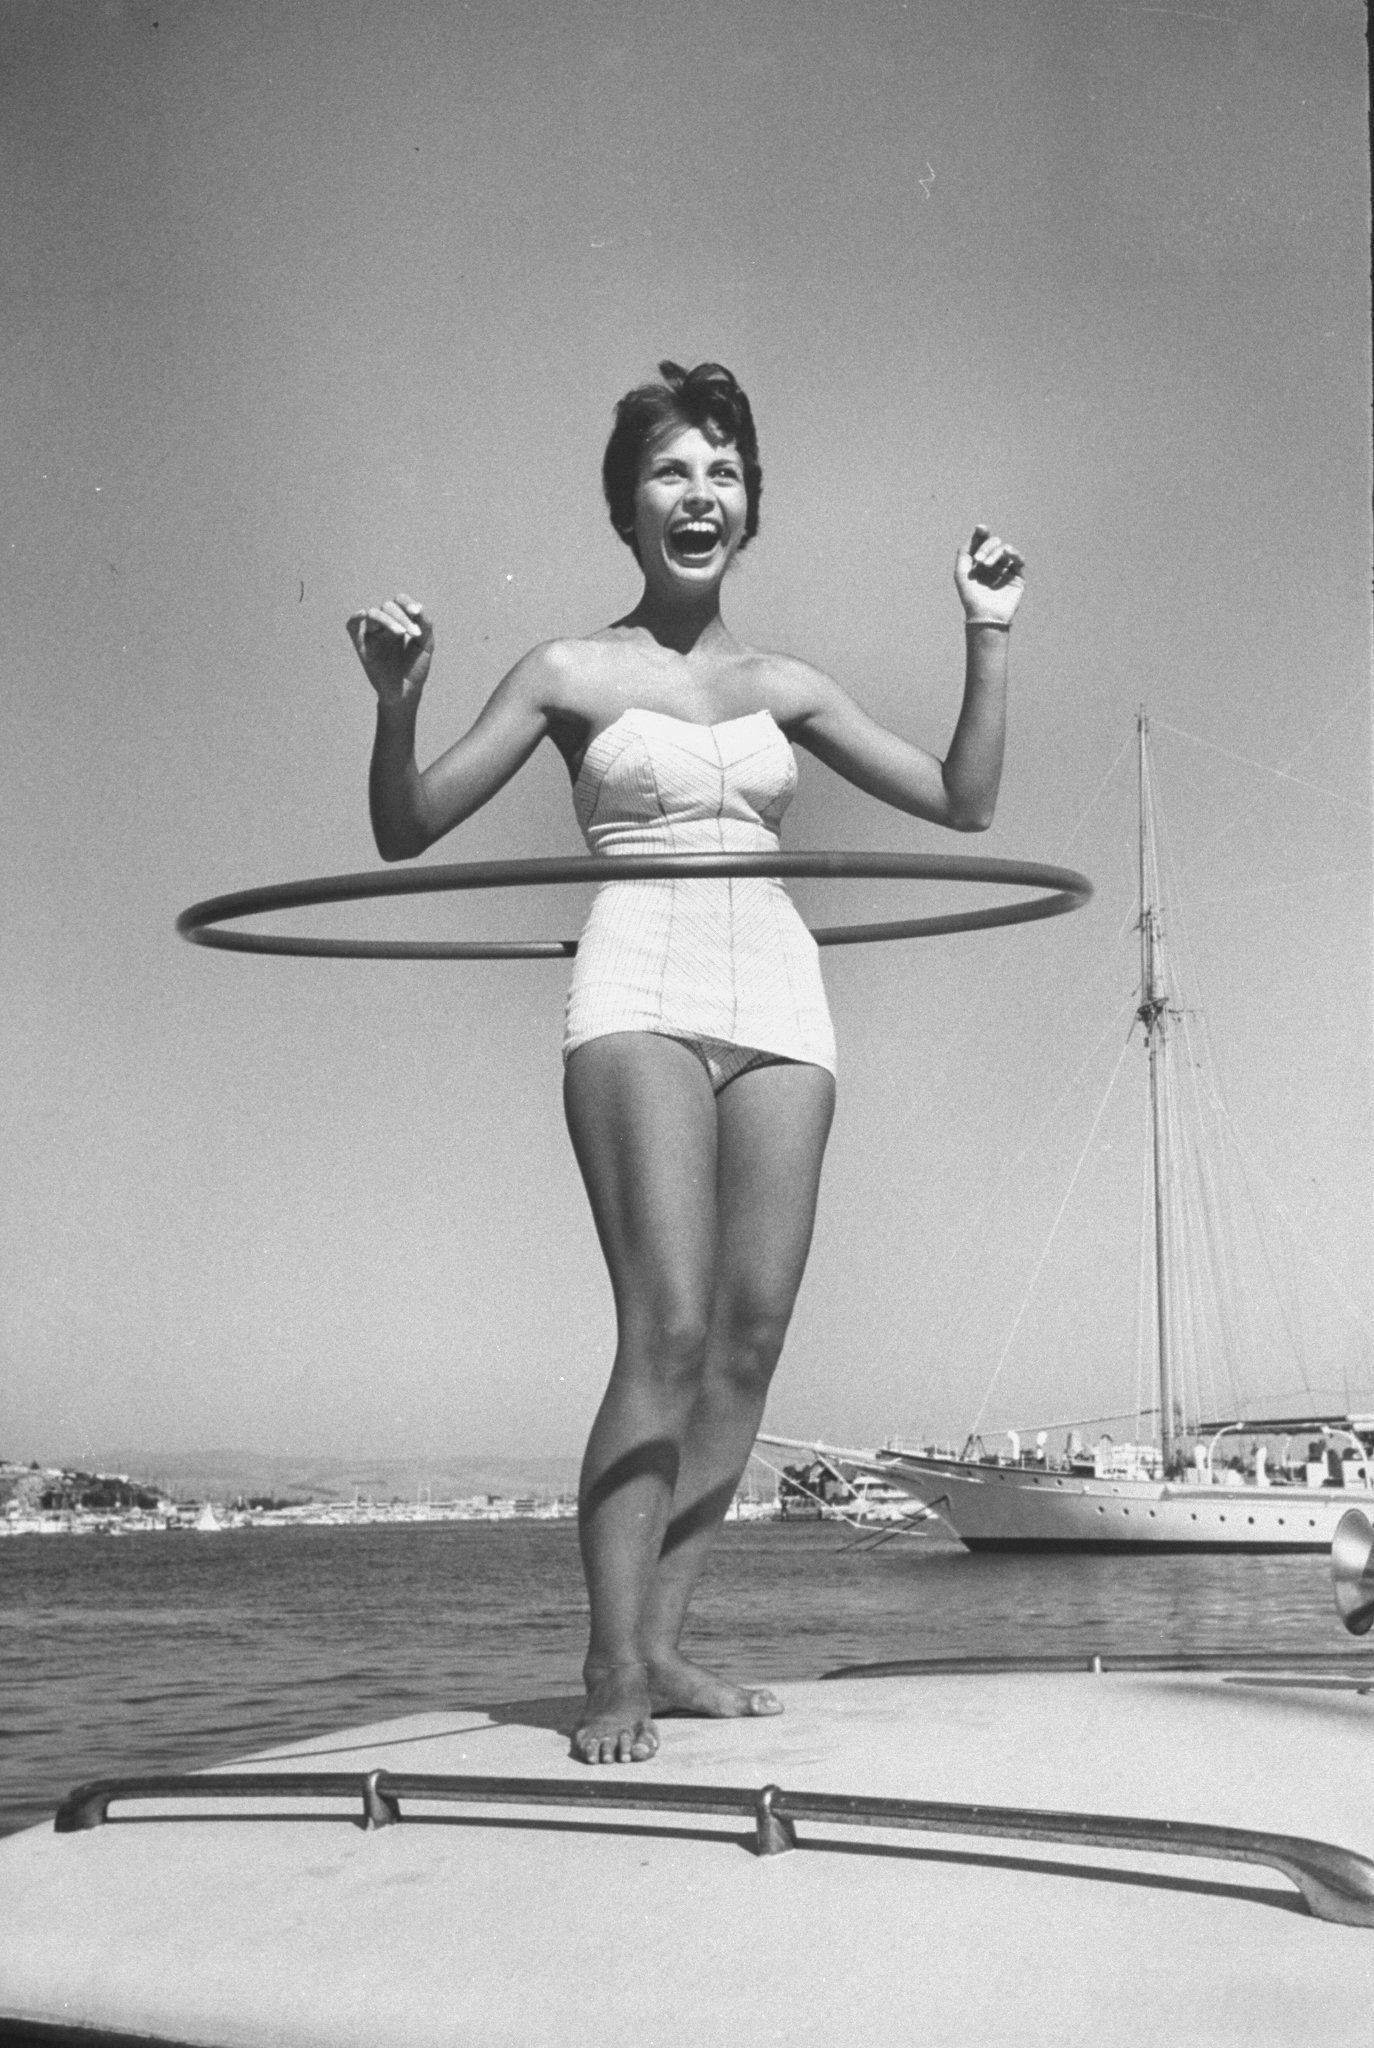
left=878, top=1454, right=1374, bottom=1551
left=6, top=1665, right=1374, bottom=2046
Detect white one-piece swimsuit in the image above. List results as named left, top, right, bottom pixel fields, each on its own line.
left=563, top=708, right=836, bottom=1076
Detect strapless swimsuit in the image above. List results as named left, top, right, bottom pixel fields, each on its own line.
left=563, top=708, right=836, bottom=1082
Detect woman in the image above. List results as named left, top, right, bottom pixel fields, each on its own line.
left=349, top=361, right=1024, bottom=1765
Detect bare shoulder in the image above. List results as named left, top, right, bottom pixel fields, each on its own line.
left=489, top=637, right=608, bottom=719
left=746, top=648, right=853, bottom=735
left=487, top=634, right=634, bottom=772
left=499, top=636, right=585, bottom=694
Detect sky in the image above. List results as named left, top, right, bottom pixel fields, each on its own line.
left=2, top=0, right=1370, bottom=1472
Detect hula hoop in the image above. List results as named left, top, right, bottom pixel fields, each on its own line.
left=176, top=852, right=1092, bottom=959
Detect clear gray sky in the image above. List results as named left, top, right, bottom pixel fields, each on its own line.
left=3, top=0, right=1370, bottom=1468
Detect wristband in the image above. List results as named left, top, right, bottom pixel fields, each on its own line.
left=964, top=617, right=1011, bottom=633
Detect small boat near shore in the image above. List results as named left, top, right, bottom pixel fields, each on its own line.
left=772, top=1454, right=936, bottom=1528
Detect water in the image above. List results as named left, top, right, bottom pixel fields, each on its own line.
left=0, top=1518, right=1347, bottom=1836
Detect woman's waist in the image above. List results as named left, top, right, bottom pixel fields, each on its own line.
left=581, top=819, right=783, bottom=862
left=584, top=872, right=797, bottom=904
left=577, top=869, right=815, bottom=945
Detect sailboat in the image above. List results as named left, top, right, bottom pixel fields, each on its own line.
left=769, top=712, right=1373, bottom=1551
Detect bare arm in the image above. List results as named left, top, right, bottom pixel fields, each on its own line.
left=790, top=527, right=1024, bottom=832
left=347, top=594, right=554, bottom=860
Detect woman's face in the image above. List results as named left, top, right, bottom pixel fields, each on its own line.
left=631, top=425, right=749, bottom=587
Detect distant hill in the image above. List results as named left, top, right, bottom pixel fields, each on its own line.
left=74, top=1448, right=581, bottom=1505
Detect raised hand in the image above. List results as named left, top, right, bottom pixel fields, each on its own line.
left=955, top=526, right=1026, bottom=627
left=346, top=593, right=434, bottom=704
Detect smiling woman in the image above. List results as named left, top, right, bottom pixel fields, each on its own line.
left=346, top=359, right=1025, bottom=1770
left=631, top=431, right=747, bottom=573
left=601, top=360, right=763, bottom=563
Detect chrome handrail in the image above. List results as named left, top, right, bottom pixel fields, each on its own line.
left=823, top=1649, right=1374, bottom=1677
left=52, top=1768, right=1374, bottom=1928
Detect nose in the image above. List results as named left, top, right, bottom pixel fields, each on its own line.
left=682, top=470, right=714, bottom=510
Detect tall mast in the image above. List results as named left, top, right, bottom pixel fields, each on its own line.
left=1136, top=710, right=1176, bottom=1469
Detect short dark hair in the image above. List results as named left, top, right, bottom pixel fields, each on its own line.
left=602, top=360, right=762, bottom=557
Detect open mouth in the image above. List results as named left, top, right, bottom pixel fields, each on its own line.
left=668, top=522, right=721, bottom=560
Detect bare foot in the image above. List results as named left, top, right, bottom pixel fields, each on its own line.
left=645, top=1650, right=783, bottom=1720
left=571, top=1661, right=660, bottom=1765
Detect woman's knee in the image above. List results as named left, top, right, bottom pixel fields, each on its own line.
left=712, top=1301, right=792, bottom=1393
left=617, top=1299, right=712, bottom=1388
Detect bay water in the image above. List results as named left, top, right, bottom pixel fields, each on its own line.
left=0, top=1518, right=1349, bottom=1836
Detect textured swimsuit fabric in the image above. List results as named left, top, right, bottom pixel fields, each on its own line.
left=564, top=708, right=836, bottom=1073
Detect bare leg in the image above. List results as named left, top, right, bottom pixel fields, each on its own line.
left=641, top=1061, right=834, bottom=1716
left=563, top=1035, right=719, bottom=1764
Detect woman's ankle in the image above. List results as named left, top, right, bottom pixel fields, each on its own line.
left=583, top=1651, right=648, bottom=1683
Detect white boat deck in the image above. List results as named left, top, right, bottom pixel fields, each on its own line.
left=3, top=1667, right=1374, bottom=2046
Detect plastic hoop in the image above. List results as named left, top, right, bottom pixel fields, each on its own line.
left=176, top=852, right=1092, bottom=960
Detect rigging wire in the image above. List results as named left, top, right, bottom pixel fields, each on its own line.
left=1158, top=688, right=1372, bottom=873
left=1161, top=735, right=1330, bottom=1420
left=1179, top=1020, right=1251, bottom=1411
left=967, top=1031, right=1135, bottom=1438
left=900, top=738, right=1142, bottom=1432
left=1184, top=868, right=1364, bottom=909
left=907, top=988, right=1139, bottom=1424
left=958, top=732, right=1136, bottom=986
left=1170, top=1029, right=1234, bottom=1425
left=1133, top=1116, right=1152, bottom=1444
left=1160, top=715, right=1370, bottom=1374
left=903, top=716, right=1366, bottom=1448
left=896, top=733, right=1136, bottom=1087
left=1192, top=1059, right=1373, bottom=1357
left=1149, top=735, right=1305, bottom=1420
left=1151, top=708, right=1372, bottom=813
left=1051, top=732, right=1137, bottom=861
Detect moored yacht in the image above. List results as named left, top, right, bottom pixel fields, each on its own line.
left=773, top=713, right=1373, bottom=1553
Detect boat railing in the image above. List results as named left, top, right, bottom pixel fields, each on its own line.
left=50, top=1767, right=1374, bottom=1930
left=1203, top=1424, right=1374, bottom=1493
left=1318, top=1428, right=1374, bottom=1493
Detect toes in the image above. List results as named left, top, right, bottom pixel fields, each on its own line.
left=745, top=1689, right=784, bottom=1717
left=572, top=1722, right=659, bottom=1764
left=570, top=1728, right=616, bottom=1765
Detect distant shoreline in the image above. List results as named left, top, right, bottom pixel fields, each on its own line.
left=2, top=1489, right=794, bottom=1538
left=0, top=1493, right=585, bottom=1537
